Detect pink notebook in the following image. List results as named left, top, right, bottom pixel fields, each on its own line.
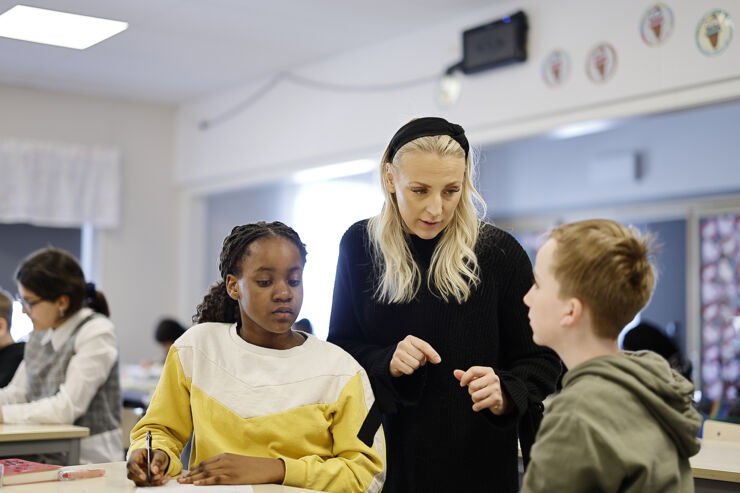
left=0, top=458, right=62, bottom=485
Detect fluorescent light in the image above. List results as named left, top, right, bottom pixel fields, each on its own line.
left=293, top=159, right=376, bottom=183
left=549, top=119, right=614, bottom=139
left=0, top=5, right=127, bottom=50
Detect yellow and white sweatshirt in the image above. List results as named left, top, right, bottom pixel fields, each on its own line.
left=129, top=322, right=385, bottom=493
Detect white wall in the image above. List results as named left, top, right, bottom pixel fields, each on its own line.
left=175, top=0, right=740, bottom=193
left=0, top=84, right=179, bottom=364
left=204, top=182, right=294, bottom=290
left=174, top=0, right=740, bottom=321
left=480, top=100, right=740, bottom=217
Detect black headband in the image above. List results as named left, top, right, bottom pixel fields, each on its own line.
left=387, top=117, right=469, bottom=162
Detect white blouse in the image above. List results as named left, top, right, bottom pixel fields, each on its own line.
left=0, top=307, right=122, bottom=463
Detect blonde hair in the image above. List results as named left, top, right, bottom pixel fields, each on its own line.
left=549, top=219, right=657, bottom=338
left=368, top=134, right=486, bottom=304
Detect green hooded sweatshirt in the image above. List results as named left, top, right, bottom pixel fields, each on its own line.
left=522, top=351, right=702, bottom=492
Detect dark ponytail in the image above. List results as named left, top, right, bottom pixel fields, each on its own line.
left=85, top=282, right=110, bottom=317
left=15, top=248, right=110, bottom=317
left=193, top=221, right=307, bottom=325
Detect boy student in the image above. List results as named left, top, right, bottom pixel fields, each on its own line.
left=521, top=219, right=702, bottom=493
left=0, top=288, right=25, bottom=388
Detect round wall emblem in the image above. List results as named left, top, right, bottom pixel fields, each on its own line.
left=586, top=43, right=618, bottom=83
left=542, top=50, right=570, bottom=87
left=696, top=9, right=733, bottom=56
left=640, top=3, right=675, bottom=46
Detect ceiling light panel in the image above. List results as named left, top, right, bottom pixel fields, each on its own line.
left=0, top=5, right=128, bottom=50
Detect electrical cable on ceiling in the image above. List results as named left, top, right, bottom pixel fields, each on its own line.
left=199, top=73, right=285, bottom=130
left=199, top=71, right=441, bottom=130
left=283, top=72, right=439, bottom=92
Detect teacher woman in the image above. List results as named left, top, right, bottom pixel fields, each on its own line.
left=328, top=117, right=560, bottom=492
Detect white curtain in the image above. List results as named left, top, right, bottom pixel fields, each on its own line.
left=0, top=139, right=121, bottom=228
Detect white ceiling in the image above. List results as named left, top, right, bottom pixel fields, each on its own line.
left=0, top=0, right=494, bottom=104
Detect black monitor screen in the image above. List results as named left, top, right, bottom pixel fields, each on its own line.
left=462, top=11, right=528, bottom=74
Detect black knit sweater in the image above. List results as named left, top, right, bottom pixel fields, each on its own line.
left=328, top=220, right=561, bottom=493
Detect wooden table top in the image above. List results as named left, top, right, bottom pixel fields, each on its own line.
left=0, top=423, right=89, bottom=442
left=690, top=439, right=740, bottom=483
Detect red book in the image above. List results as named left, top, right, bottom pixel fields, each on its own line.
left=0, top=458, right=62, bottom=486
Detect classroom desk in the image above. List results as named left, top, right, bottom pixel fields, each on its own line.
left=2, top=461, right=323, bottom=492
left=0, top=423, right=89, bottom=466
left=691, top=439, right=740, bottom=492
left=120, top=363, right=163, bottom=409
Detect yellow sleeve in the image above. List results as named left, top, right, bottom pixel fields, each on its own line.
left=127, top=346, right=193, bottom=476
left=282, top=372, right=385, bottom=493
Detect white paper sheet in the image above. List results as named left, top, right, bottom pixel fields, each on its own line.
left=135, top=483, right=254, bottom=492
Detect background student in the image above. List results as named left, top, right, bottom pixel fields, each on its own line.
left=328, top=117, right=560, bottom=492
left=521, top=219, right=702, bottom=492
left=0, top=288, right=25, bottom=388
left=127, top=221, right=384, bottom=492
left=622, top=319, right=693, bottom=380
left=0, top=248, right=121, bottom=464
left=153, top=317, right=186, bottom=360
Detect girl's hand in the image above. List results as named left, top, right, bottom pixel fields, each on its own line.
left=454, top=366, right=511, bottom=415
left=389, top=335, right=441, bottom=377
left=126, top=448, right=170, bottom=486
left=178, top=453, right=285, bottom=486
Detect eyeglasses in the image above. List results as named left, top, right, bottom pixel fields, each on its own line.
left=15, top=294, right=45, bottom=311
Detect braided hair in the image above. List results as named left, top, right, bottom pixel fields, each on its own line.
left=193, top=221, right=307, bottom=325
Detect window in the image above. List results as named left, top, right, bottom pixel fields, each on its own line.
left=10, top=301, right=32, bottom=341
left=292, top=175, right=382, bottom=340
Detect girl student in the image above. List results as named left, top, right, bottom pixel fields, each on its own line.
left=0, top=248, right=121, bottom=464
left=126, top=221, right=385, bottom=492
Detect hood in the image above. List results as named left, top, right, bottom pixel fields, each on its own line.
left=563, top=350, right=702, bottom=457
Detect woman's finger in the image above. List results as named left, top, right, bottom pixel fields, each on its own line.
left=407, top=336, right=441, bottom=364
left=468, top=374, right=496, bottom=393
left=456, top=368, right=479, bottom=387
left=397, top=351, right=423, bottom=369
left=392, top=358, right=415, bottom=375
left=473, top=396, right=496, bottom=412
left=471, top=387, right=494, bottom=403
left=398, top=340, right=425, bottom=362
left=457, top=366, right=497, bottom=387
